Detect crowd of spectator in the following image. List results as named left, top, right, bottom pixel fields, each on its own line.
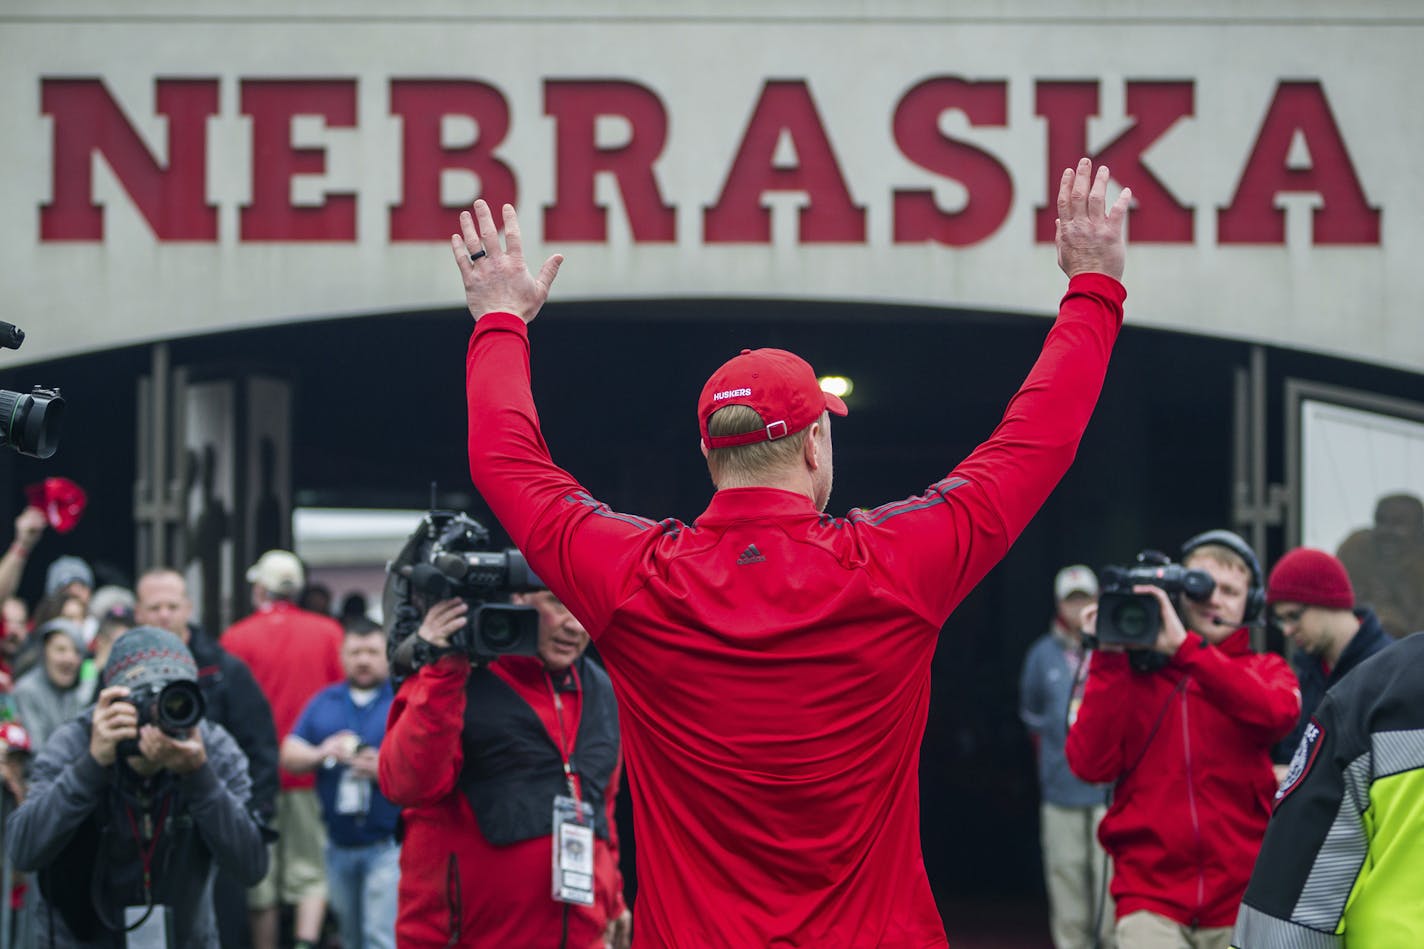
left=0, top=506, right=386, bottom=949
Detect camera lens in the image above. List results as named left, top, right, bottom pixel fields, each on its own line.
left=155, top=681, right=205, bottom=730
left=0, top=387, right=64, bottom=459
left=482, top=611, right=519, bottom=650
left=1114, top=599, right=1151, bottom=643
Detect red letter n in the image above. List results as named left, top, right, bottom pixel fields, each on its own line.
left=389, top=80, right=517, bottom=241
left=1218, top=81, right=1380, bottom=244
left=1035, top=80, right=1195, bottom=243
left=704, top=81, right=865, bottom=243
left=893, top=78, right=1013, bottom=246
left=41, top=78, right=218, bottom=241
left=240, top=80, right=357, bottom=241
left=544, top=81, right=675, bottom=242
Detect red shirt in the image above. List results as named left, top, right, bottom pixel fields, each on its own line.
left=222, top=601, right=343, bottom=790
left=379, top=655, right=626, bottom=948
left=465, top=274, right=1125, bottom=946
left=1065, top=629, right=1300, bottom=927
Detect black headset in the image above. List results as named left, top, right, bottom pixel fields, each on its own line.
left=1179, top=529, right=1265, bottom=624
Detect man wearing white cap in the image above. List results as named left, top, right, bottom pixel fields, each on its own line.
left=1021, top=565, right=1114, bottom=949
left=222, top=550, right=343, bottom=949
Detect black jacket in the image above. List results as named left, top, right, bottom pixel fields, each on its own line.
left=1272, top=608, right=1392, bottom=764
left=1233, top=631, right=1424, bottom=947
left=188, top=625, right=279, bottom=821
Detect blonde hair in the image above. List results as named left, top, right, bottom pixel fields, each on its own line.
left=1183, top=543, right=1249, bottom=576
left=705, top=404, right=812, bottom=484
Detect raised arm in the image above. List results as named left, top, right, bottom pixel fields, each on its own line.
left=853, top=160, right=1132, bottom=623
left=0, top=507, right=46, bottom=603
left=456, top=202, right=655, bottom=636
left=378, top=599, right=473, bottom=807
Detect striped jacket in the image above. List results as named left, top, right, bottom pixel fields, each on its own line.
left=1232, top=631, right=1424, bottom=948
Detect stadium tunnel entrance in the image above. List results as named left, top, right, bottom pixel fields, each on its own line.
left=1, top=297, right=1419, bottom=924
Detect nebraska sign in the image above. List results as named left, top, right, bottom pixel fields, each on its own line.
left=40, top=76, right=1378, bottom=248
left=0, top=5, right=1415, bottom=371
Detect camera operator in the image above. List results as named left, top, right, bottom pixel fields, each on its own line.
left=378, top=587, right=631, bottom=949
left=1065, top=531, right=1300, bottom=949
left=4, top=626, right=268, bottom=947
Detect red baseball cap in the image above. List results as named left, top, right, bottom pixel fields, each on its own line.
left=0, top=721, right=32, bottom=754
left=698, top=348, right=847, bottom=449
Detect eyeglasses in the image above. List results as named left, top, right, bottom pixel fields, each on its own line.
left=1272, top=607, right=1307, bottom=627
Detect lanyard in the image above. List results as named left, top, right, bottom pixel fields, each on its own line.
left=545, top=667, right=582, bottom=802
left=123, top=796, right=172, bottom=896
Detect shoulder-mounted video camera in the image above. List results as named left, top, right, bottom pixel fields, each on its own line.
left=0, top=321, right=63, bottom=459
left=383, top=510, right=544, bottom=675
left=1094, top=551, right=1215, bottom=648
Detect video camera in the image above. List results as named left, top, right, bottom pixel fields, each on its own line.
left=1095, top=551, right=1215, bottom=647
left=384, top=510, right=544, bottom=674
left=116, top=680, right=207, bottom=757
left=0, top=321, right=63, bottom=459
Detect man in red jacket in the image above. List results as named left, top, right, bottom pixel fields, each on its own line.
left=223, top=550, right=344, bottom=949
left=379, top=587, right=630, bottom=948
left=1066, top=531, right=1300, bottom=949
left=451, top=158, right=1130, bottom=947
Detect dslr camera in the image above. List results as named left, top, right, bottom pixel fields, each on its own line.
left=384, top=510, right=544, bottom=673
left=1095, top=551, right=1216, bottom=647
left=117, top=680, right=207, bottom=757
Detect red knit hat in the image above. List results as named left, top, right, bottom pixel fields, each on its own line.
left=1266, top=548, right=1354, bottom=610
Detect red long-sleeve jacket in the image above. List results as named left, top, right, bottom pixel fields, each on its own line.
left=465, top=275, right=1125, bottom=946
left=379, top=654, right=626, bottom=948
left=1065, top=629, right=1300, bottom=929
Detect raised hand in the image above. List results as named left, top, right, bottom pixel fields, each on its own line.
left=13, top=507, right=45, bottom=551
left=1055, top=158, right=1132, bottom=282
left=451, top=200, right=564, bottom=324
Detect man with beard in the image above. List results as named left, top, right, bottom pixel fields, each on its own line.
left=281, top=619, right=401, bottom=949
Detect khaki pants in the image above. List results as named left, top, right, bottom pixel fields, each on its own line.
left=1040, top=802, right=1114, bottom=949
left=1115, top=911, right=1231, bottom=949
left=249, top=789, right=328, bottom=909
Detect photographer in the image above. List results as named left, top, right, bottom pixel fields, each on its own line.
left=1065, top=531, right=1300, bottom=948
left=378, top=587, right=631, bottom=949
left=4, top=626, right=268, bottom=947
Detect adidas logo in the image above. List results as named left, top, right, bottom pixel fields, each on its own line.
left=736, top=544, right=766, bottom=565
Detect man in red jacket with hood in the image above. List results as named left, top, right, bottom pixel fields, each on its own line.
left=1066, top=531, right=1300, bottom=948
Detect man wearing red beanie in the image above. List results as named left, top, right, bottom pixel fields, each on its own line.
left=1265, top=547, right=1392, bottom=781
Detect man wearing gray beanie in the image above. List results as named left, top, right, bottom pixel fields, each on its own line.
left=5, top=626, right=269, bottom=948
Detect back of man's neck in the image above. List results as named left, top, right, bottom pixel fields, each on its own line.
left=715, top=471, right=813, bottom=502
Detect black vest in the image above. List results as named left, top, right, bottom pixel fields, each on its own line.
left=457, top=655, right=619, bottom=846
